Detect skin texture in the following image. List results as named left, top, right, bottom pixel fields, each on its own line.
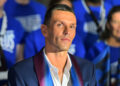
left=0, top=0, right=6, bottom=18
left=15, top=0, right=30, bottom=5
left=0, top=0, right=6, bottom=8
left=107, top=12, right=120, bottom=47
left=111, top=12, right=120, bottom=38
left=41, top=10, right=76, bottom=82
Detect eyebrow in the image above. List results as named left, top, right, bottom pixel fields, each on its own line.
left=54, top=20, right=76, bottom=25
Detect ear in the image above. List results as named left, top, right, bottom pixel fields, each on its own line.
left=41, top=24, right=48, bottom=37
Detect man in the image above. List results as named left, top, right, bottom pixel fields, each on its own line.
left=0, top=0, right=25, bottom=85
left=8, top=4, right=96, bottom=86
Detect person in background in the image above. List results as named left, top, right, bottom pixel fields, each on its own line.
left=4, top=0, right=46, bottom=33
left=86, top=6, right=120, bottom=86
left=72, top=0, right=112, bottom=53
left=4, top=0, right=46, bottom=59
left=8, top=4, right=96, bottom=86
left=0, top=0, right=25, bottom=86
left=24, top=0, right=86, bottom=59
left=105, top=0, right=120, bottom=7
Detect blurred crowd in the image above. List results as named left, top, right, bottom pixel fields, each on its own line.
left=0, top=0, right=120, bottom=86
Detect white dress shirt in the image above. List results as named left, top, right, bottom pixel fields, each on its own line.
left=43, top=49, right=72, bottom=86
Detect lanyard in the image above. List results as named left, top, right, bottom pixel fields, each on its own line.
left=81, top=0, right=106, bottom=32
left=0, top=11, right=7, bottom=46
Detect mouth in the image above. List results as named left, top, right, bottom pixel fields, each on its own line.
left=61, top=38, right=71, bottom=42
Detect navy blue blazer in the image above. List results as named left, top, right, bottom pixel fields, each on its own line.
left=8, top=49, right=97, bottom=86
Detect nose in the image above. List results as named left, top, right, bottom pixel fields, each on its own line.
left=63, top=26, right=69, bottom=35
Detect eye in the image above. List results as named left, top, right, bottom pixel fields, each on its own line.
left=56, top=23, right=63, bottom=27
left=55, top=21, right=64, bottom=28
left=70, top=25, right=76, bottom=29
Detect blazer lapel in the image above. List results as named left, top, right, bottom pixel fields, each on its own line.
left=34, top=49, right=53, bottom=86
left=70, top=54, right=83, bottom=86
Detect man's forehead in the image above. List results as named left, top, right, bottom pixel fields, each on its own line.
left=51, top=10, right=76, bottom=24
left=52, top=10, right=75, bottom=18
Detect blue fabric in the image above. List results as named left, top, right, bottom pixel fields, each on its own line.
left=105, top=0, right=120, bottom=6
left=44, top=60, right=53, bottom=86
left=86, top=41, right=110, bottom=86
left=110, top=47, right=120, bottom=63
left=0, top=17, right=25, bottom=69
left=24, top=29, right=45, bottom=59
left=71, top=66, right=81, bottom=86
left=68, top=34, right=86, bottom=58
left=72, top=1, right=112, bottom=50
left=4, top=0, right=46, bottom=33
left=85, top=41, right=108, bottom=61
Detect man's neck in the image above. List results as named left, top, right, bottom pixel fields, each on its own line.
left=107, top=37, right=120, bottom=47
left=15, top=0, right=30, bottom=5
left=45, top=49, right=68, bottom=82
left=45, top=50, right=68, bottom=69
left=0, top=9, right=3, bottom=18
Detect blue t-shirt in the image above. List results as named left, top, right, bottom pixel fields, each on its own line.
left=24, top=29, right=45, bottom=59
left=110, top=46, right=120, bottom=78
left=0, top=17, right=24, bottom=69
left=105, top=0, right=120, bottom=6
left=68, top=34, right=86, bottom=58
left=4, top=0, right=46, bottom=33
left=72, top=1, right=112, bottom=50
left=24, top=31, right=86, bottom=59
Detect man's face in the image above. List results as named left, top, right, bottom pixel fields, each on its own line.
left=110, top=12, right=120, bottom=39
left=0, top=0, right=6, bottom=8
left=45, top=10, right=76, bottom=52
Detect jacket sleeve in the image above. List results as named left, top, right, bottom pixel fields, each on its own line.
left=8, top=67, right=25, bottom=86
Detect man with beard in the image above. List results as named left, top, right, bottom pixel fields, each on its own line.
left=86, top=6, right=120, bottom=86
left=72, top=0, right=112, bottom=53
left=8, top=4, right=96, bottom=86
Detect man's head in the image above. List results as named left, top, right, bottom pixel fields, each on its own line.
left=41, top=4, right=76, bottom=52
left=100, top=6, right=120, bottom=42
